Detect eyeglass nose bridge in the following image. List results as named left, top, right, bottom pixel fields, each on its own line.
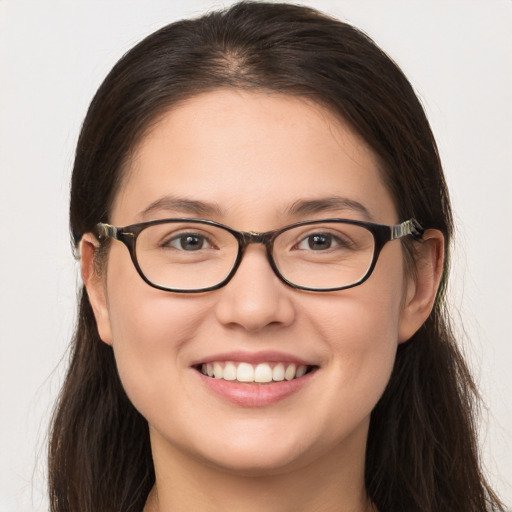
left=241, top=230, right=275, bottom=245
left=229, top=229, right=284, bottom=283
left=237, top=229, right=282, bottom=257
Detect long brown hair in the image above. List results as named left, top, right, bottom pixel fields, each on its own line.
left=49, top=2, right=505, bottom=511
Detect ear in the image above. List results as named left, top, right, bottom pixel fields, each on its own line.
left=80, top=233, right=113, bottom=345
left=398, top=229, right=445, bottom=343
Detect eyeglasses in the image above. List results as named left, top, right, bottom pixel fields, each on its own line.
left=94, top=218, right=424, bottom=293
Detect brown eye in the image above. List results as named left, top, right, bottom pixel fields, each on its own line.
left=303, top=234, right=333, bottom=250
left=296, top=232, right=351, bottom=251
left=166, top=233, right=210, bottom=251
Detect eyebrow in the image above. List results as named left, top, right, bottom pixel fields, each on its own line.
left=286, top=197, right=373, bottom=220
left=138, top=195, right=225, bottom=220
left=138, top=194, right=372, bottom=222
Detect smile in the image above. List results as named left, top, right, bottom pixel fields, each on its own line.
left=199, top=361, right=313, bottom=383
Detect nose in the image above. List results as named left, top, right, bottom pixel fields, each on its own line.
left=214, top=245, right=296, bottom=332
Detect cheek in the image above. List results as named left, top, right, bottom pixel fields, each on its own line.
left=312, top=247, right=405, bottom=348
left=310, top=291, right=400, bottom=383
left=104, top=253, right=208, bottom=414
left=305, top=250, right=406, bottom=411
left=306, top=314, right=395, bottom=452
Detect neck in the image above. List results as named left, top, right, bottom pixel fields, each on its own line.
left=144, top=427, right=374, bottom=512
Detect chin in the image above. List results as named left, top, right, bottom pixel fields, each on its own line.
left=189, top=424, right=335, bottom=477
left=201, top=447, right=310, bottom=477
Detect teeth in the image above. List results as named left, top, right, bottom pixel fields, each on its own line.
left=296, top=365, right=307, bottom=378
left=213, top=362, right=223, bottom=379
left=284, top=363, right=296, bottom=381
left=254, top=363, right=273, bottom=383
left=237, top=362, right=254, bottom=382
left=272, top=363, right=285, bottom=381
left=223, top=362, right=237, bottom=381
left=200, top=361, right=310, bottom=383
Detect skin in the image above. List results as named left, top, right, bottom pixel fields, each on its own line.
left=82, top=90, right=444, bottom=512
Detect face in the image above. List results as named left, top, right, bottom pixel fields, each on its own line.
left=85, top=89, right=429, bottom=476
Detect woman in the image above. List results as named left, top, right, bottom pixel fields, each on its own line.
left=48, top=2, right=505, bottom=511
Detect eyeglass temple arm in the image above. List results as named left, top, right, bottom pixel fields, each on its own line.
left=95, top=223, right=120, bottom=240
left=390, top=218, right=424, bottom=240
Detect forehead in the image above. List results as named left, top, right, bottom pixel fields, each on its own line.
left=112, top=89, right=397, bottom=227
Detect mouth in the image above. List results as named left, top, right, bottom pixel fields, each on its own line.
left=195, top=361, right=316, bottom=384
left=193, top=353, right=319, bottom=406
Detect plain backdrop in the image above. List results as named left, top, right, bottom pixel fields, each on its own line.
left=1, top=1, right=511, bottom=510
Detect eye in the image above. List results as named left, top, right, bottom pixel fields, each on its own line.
left=299, top=233, right=331, bottom=250
left=296, top=232, right=348, bottom=251
left=165, top=233, right=211, bottom=251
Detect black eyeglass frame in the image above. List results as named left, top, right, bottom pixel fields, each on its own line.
left=94, top=217, right=424, bottom=293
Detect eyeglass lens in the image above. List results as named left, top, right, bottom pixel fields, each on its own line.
left=134, top=221, right=375, bottom=291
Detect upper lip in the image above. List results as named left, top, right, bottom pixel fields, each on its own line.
left=190, top=350, right=317, bottom=367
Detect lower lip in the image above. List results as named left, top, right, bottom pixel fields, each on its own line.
left=197, top=370, right=316, bottom=407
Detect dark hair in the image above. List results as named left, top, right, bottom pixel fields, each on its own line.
left=49, top=2, right=504, bottom=511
